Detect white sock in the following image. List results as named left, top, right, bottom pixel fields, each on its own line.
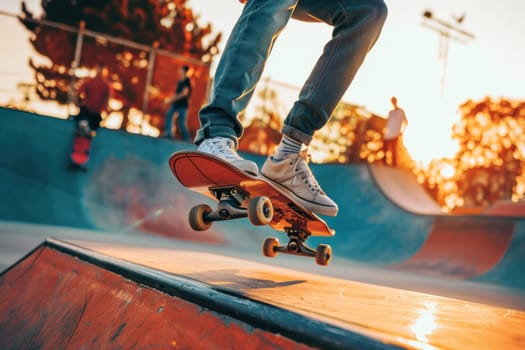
left=273, top=135, right=303, bottom=161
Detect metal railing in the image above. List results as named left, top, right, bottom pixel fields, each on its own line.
left=0, top=10, right=211, bottom=134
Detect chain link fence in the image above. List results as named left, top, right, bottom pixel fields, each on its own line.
left=0, top=10, right=210, bottom=138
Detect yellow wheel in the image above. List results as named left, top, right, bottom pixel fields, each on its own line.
left=188, top=204, right=212, bottom=231
left=315, top=244, right=332, bottom=266
left=262, top=237, right=279, bottom=258
left=248, top=196, right=273, bottom=226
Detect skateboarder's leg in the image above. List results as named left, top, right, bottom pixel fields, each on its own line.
left=284, top=0, right=387, bottom=144
left=164, top=105, right=176, bottom=138
left=195, top=0, right=298, bottom=174
left=176, top=107, right=191, bottom=142
left=262, top=0, right=387, bottom=216
left=195, top=0, right=297, bottom=145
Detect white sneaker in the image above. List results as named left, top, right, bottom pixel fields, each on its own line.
left=197, top=137, right=259, bottom=175
left=261, top=153, right=338, bottom=216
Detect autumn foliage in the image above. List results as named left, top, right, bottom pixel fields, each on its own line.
left=416, top=97, right=525, bottom=211
left=20, top=0, right=221, bottom=133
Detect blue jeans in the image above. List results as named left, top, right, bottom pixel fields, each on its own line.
left=195, top=0, right=387, bottom=146
left=165, top=105, right=190, bottom=141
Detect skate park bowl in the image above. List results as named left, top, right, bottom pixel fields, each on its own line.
left=1, top=107, right=524, bottom=349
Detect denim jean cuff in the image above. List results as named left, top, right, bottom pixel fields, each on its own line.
left=194, top=126, right=239, bottom=147
left=282, top=125, right=312, bottom=145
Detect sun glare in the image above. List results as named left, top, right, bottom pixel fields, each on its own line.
left=410, top=302, right=437, bottom=344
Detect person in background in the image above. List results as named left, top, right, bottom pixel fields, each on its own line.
left=192, top=0, right=388, bottom=217
left=164, top=65, right=192, bottom=141
left=76, top=65, right=112, bottom=132
left=383, top=96, right=408, bottom=166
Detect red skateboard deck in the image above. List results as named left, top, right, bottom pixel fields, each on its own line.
left=169, top=151, right=335, bottom=265
left=71, top=135, right=91, bottom=165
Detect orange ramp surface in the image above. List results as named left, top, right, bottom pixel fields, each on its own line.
left=1, top=238, right=524, bottom=350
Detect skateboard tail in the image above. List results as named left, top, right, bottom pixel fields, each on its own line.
left=170, top=152, right=259, bottom=188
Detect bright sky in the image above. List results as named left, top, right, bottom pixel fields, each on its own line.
left=1, top=0, right=524, bottom=164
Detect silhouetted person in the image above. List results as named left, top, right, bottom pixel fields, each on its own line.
left=164, top=65, right=192, bottom=141
left=76, top=65, right=112, bottom=132
left=383, top=96, right=408, bottom=166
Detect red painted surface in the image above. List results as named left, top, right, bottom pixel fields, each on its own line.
left=170, top=151, right=259, bottom=193
left=395, top=218, right=514, bottom=278
left=71, top=135, right=91, bottom=165
left=0, top=246, right=308, bottom=350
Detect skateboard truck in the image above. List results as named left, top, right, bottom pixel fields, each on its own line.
left=206, top=186, right=252, bottom=221
left=263, top=223, right=332, bottom=266
left=189, top=186, right=332, bottom=266
left=205, top=199, right=247, bottom=221
left=188, top=186, right=274, bottom=231
left=211, top=186, right=249, bottom=205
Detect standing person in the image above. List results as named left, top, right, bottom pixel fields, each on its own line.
left=383, top=96, right=408, bottom=166
left=165, top=65, right=192, bottom=141
left=76, top=65, right=112, bottom=131
left=194, top=0, right=388, bottom=217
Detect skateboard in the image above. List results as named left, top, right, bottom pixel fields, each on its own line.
left=67, top=118, right=92, bottom=172
left=169, top=151, right=335, bottom=266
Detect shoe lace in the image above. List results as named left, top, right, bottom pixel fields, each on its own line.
left=206, top=139, right=240, bottom=161
left=292, top=151, right=323, bottom=194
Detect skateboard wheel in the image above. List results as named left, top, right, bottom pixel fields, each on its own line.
left=262, top=237, right=279, bottom=258
left=315, top=244, right=332, bottom=266
left=188, top=204, right=212, bottom=231
left=248, top=196, right=273, bottom=226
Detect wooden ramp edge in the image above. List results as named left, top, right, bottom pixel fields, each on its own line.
left=0, top=238, right=401, bottom=350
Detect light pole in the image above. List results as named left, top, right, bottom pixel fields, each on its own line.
left=421, top=10, right=475, bottom=96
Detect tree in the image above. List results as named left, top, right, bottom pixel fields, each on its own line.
left=309, top=103, right=393, bottom=164
left=451, top=97, right=525, bottom=207
left=239, top=82, right=284, bottom=155
left=20, top=0, right=221, bottom=132
left=416, top=97, right=525, bottom=212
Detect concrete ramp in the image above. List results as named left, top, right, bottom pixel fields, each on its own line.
left=367, top=166, right=519, bottom=278
left=369, top=164, right=442, bottom=215
left=1, top=238, right=524, bottom=349
left=1, top=107, right=525, bottom=290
